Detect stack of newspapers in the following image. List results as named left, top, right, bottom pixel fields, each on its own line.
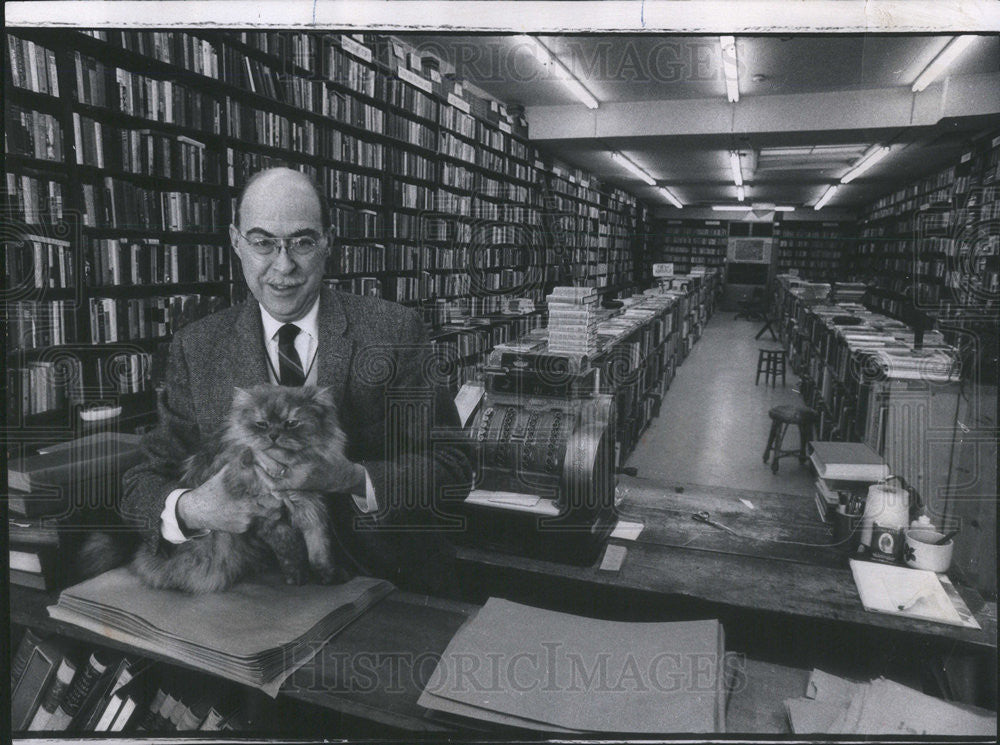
left=48, top=569, right=393, bottom=696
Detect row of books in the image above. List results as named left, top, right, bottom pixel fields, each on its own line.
left=5, top=235, right=77, bottom=290
left=8, top=357, right=83, bottom=417
left=6, top=104, right=64, bottom=162
left=4, top=172, right=65, bottom=226
left=6, top=36, right=60, bottom=96
left=391, top=147, right=435, bottom=182
left=331, top=205, right=381, bottom=240
left=81, top=179, right=223, bottom=232
left=73, top=53, right=222, bottom=133
left=112, top=30, right=221, bottom=78
left=7, top=300, right=80, bottom=350
left=382, top=272, right=473, bottom=303
left=225, top=147, right=320, bottom=190
left=11, top=631, right=250, bottom=733
left=239, top=30, right=320, bottom=73
left=386, top=111, right=436, bottom=150
left=325, top=167, right=383, bottom=204
left=388, top=76, right=438, bottom=121
left=73, top=114, right=220, bottom=183
left=87, top=293, right=226, bottom=343
left=88, top=239, right=230, bottom=286
left=326, top=87, right=385, bottom=131
left=226, top=99, right=318, bottom=152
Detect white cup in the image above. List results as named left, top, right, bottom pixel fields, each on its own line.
left=903, top=529, right=954, bottom=573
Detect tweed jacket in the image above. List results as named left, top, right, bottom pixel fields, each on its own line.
left=121, top=287, right=473, bottom=590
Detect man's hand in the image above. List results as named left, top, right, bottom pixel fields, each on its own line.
left=252, top=448, right=367, bottom=495
left=176, top=465, right=280, bottom=534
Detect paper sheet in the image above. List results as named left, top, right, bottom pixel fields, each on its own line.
left=599, top=544, right=628, bottom=571
left=610, top=520, right=644, bottom=541
left=849, top=559, right=970, bottom=627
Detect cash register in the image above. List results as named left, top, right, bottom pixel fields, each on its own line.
left=453, top=337, right=618, bottom=565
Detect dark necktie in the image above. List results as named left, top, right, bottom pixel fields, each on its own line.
left=277, top=323, right=306, bottom=386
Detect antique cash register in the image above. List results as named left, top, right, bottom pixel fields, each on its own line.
left=453, top=337, right=617, bottom=564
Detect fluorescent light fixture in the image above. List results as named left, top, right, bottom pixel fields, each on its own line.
left=729, top=151, right=743, bottom=186
left=712, top=205, right=748, bottom=211
left=912, top=35, right=978, bottom=92
left=773, top=206, right=796, bottom=212
left=610, top=152, right=656, bottom=186
left=658, top=187, right=683, bottom=208
left=737, top=185, right=746, bottom=202
left=840, top=145, right=891, bottom=184
left=519, top=35, right=599, bottom=109
left=814, top=185, right=839, bottom=210
left=720, top=36, right=739, bottom=102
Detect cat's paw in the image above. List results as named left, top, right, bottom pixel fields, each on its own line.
left=316, top=565, right=352, bottom=584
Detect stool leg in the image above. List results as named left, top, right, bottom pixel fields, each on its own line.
left=764, top=420, right=779, bottom=463
left=780, top=354, right=787, bottom=386
left=799, top=421, right=813, bottom=464
left=769, top=354, right=777, bottom=387
left=756, top=352, right=764, bottom=386
left=772, top=423, right=787, bottom=473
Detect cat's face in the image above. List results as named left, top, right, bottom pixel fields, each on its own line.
left=228, top=385, right=337, bottom=454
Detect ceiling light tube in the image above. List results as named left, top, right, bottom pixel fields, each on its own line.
left=773, top=206, right=796, bottom=212
left=730, top=151, right=743, bottom=186
left=520, top=35, right=599, bottom=109
left=912, top=35, right=978, bottom=92
left=814, top=185, right=839, bottom=210
left=658, top=187, right=683, bottom=208
left=720, top=36, right=739, bottom=103
left=610, top=152, right=656, bottom=186
left=712, top=205, right=748, bottom=211
left=840, top=146, right=891, bottom=184
left=737, top=185, right=746, bottom=202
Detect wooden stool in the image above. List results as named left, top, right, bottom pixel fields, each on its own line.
left=763, top=404, right=817, bottom=473
left=755, top=348, right=787, bottom=387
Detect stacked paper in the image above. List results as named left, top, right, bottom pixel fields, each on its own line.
left=785, top=669, right=995, bottom=735
left=48, top=568, right=393, bottom=696
left=418, top=598, right=728, bottom=733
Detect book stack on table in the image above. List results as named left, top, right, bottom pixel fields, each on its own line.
left=809, top=441, right=890, bottom=524
left=546, top=286, right=600, bottom=358
left=8, top=432, right=144, bottom=591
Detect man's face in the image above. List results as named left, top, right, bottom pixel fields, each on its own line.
left=230, top=172, right=329, bottom=323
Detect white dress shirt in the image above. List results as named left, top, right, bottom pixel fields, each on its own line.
left=161, top=297, right=377, bottom=543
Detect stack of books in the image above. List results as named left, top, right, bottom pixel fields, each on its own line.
left=546, top=286, right=600, bottom=357
left=8, top=432, right=144, bottom=590
left=809, top=441, right=890, bottom=522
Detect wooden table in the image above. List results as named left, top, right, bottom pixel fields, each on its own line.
left=455, top=475, right=997, bottom=649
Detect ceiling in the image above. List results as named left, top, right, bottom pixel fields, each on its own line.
left=401, top=34, right=1000, bottom=215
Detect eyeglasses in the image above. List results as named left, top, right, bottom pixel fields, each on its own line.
left=235, top=228, right=327, bottom=258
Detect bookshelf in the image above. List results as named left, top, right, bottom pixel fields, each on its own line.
left=853, top=130, right=1000, bottom=383
left=773, top=219, right=854, bottom=281
left=4, top=27, right=647, bottom=434
left=649, top=218, right=728, bottom=275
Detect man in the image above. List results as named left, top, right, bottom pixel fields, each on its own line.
left=121, top=167, right=473, bottom=593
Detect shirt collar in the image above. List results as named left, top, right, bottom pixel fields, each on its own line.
left=259, top=295, right=321, bottom=343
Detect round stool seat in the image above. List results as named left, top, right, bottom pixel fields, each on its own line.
left=768, top=405, right=817, bottom=425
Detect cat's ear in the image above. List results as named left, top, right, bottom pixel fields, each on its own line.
left=232, top=386, right=251, bottom=406
left=311, top=386, right=336, bottom=407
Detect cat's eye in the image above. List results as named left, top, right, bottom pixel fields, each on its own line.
left=284, top=420, right=300, bottom=429
left=254, top=421, right=268, bottom=430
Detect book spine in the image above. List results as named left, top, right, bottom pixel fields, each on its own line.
left=46, top=652, right=109, bottom=730
left=28, top=657, right=77, bottom=730
left=10, top=629, right=43, bottom=686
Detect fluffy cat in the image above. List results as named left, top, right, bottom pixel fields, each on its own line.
left=88, top=385, right=352, bottom=593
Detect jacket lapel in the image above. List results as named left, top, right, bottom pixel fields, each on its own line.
left=316, top=288, right=353, bottom=409
left=228, top=298, right=271, bottom=388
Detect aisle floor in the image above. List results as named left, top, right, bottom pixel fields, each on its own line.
left=627, top=313, right=815, bottom=496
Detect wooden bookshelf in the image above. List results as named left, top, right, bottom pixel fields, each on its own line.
left=772, top=219, right=855, bottom=281
left=649, top=218, right=728, bottom=275
left=4, top=27, right=647, bottom=431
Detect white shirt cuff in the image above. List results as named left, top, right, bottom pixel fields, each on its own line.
left=352, top=467, right=378, bottom=513
left=161, top=488, right=209, bottom=543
